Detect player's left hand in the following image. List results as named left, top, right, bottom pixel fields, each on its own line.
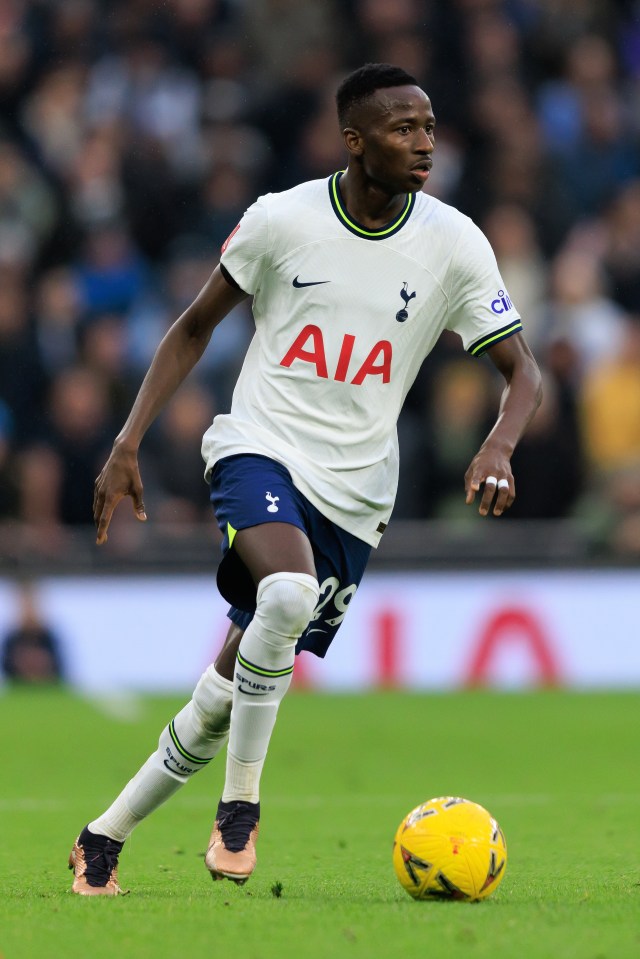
left=464, top=449, right=515, bottom=517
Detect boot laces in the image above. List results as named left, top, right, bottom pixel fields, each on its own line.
left=84, top=836, right=123, bottom=887
left=218, top=802, right=259, bottom=852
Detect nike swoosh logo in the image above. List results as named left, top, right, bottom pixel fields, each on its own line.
left=237, top=686, right=268, bottom=696
left=292, top=276, right=330, bottom=288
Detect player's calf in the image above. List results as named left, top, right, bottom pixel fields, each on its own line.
left=224, top=572, right=319, bottom=802
left=68, top=667, right=234, bottom=894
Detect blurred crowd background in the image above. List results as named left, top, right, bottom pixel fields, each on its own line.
left=1, top=0, right=640, bottom=567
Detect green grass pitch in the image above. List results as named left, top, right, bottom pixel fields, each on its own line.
left=1, top=687, right=639, bottom=959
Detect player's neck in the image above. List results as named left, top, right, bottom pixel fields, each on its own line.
left=339, top=170, right=408, bottom=230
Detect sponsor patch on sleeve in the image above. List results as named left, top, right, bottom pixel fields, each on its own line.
left=221, top=223, right=241, bottom=254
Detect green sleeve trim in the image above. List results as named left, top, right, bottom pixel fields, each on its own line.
left=468, top=321, right=522, bottom=356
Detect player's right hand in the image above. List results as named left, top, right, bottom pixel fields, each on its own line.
left=93, top=444, right=147, bottom=545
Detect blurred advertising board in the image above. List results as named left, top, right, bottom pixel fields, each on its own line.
left=0, top=570, right=637, bottom=691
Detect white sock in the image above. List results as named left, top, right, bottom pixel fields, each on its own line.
left=223, top=572, right=319, bottom=804
left=89, top=667, right=233, bottom=842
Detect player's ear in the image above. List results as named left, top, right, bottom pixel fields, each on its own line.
left=343, top=127, right=364, bottom=156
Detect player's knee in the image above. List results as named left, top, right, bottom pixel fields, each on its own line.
left=256, top=571, right=319, bottom=641
left=191, top=665, right=233, bottom=734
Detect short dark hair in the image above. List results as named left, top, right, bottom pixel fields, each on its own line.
left=336, top=63, right=419, bottom=128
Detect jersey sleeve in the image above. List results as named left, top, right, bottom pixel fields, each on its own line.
left=445, top=218, right=522, bottom=356
left=219, top=195, right=270, bottom=295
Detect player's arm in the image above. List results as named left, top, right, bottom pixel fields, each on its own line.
left=465, top=333, right=542, bottom=517
left=94, top=265, right=249, bottom=544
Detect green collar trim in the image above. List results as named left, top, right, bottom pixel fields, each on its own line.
left=328, top=171, right=415, bottom=240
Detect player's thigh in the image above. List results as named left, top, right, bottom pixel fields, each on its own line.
left=214, top=622, right=244, bottom=679
left=233, top=521, right=316, bottom=584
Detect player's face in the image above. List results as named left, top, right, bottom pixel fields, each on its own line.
left=355, top=86, right=435, bottom=194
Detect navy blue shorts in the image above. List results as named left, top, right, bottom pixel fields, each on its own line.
left=209, top=454, right=371, bottom=657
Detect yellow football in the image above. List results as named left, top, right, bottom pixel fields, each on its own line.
left=392, top=796, right=507, bottom=901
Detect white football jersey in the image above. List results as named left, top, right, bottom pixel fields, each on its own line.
left=202, top=172, right=522, bottom=546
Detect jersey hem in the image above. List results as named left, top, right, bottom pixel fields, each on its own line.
left=203, top=437, right=386, bottom=549
left=219, top=262, right=246, bottom=293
